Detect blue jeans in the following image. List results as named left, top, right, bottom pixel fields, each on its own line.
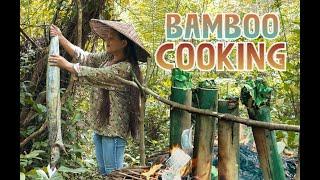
left=93, top=133, right=126, bottom=176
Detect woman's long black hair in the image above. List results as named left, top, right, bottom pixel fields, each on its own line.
left=120, top=33, right=142, bottom=139
left=97, top=31, right=142, bottom=139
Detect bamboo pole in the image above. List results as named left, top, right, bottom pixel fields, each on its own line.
left=240, top=78, right=286, bottom=179
left=295, top=146, right=300, bottom=180
left=139, top=94, right=146, bottom=166
left=218, top=98, right=240, bottom=180
left=169, top=87, right=192, bottom=148
left=192, top=87, right=218, bottom=180
left=46, top=36, right=64, bottom=168
left=250, top=106, right=286, bottom=180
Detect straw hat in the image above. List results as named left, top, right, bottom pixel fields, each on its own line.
left=89, top=19, right=151, bottom=62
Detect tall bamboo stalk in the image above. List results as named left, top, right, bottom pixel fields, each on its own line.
left=169, top=87, right=192, bottom=148
left=218, top=98, right=240, bottom=180
left=46, top=36, right=64, bottom=168
left=250, top=106, right=286, bottom=180
left=192, top=87, right=218, bottom=180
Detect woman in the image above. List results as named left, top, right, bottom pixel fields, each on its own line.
left=48, top=19, right=150, bottom=176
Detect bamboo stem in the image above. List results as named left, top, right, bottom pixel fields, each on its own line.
left=139, top=95, right=146, bottom=166
left=218, top=99, right=240, bottom=180
left=250, top=106, right=286, bottom=180
left=192, top=88, right=217, bottom=180
left=169, top=87, right=192, bottom=148
left=46, top=36, right=64, bottom=168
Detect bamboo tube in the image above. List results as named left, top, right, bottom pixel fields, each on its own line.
left=250, top=105, right=286, bottom=180
left=192, top=88, right=218, bottom=180
left=218, top=98, right=240, bottom=180
left=169, top=87, right=192, bottom=148
left=46, top=36, right=64, bottom=168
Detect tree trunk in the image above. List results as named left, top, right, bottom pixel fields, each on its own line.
left=60, top=0, right=84, bottom=105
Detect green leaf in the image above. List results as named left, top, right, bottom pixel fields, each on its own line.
left=198, top=79, right=217, bottom=89
left=21, top=150, right=45, bottom=160
left=24, top=95, right=35, bottom=105
left=35, top=169, right=49, bottom=179
left=171, top=68, right=192, bottom=89
left=49, top=172, right=64, bottom=180
left=288, top=132, right=298, bottom=148
left=34, top=104, right=47, bottom=114
left=254, top=78, right=272, bottom=106
left=240, top=78, right=272, bottom=107
left=73, top=113, right=81, bottom=121
left=20, top=172, right=26, bottom=180
left=20, top=159, right=28, bottom=167
left=58, top=166, right=87, bottom=174
left=211, top=165, right=218, bottom=179
left=20, top=91, right=26, bottom=106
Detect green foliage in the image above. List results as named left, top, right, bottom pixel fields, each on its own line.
left=240, top=78, right=273, bottom=108
left=171, top=68, right=192, bottom=89
left=20, top=47, right=37, bottom=80
left=20, top=150, right=45, bottom=172
left=58, top=166, right=88, bottom=174
left=211, top=165, right=218, bottom=180
left=198, top=79, right=217, bottom=89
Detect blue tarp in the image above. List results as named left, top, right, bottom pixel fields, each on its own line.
left=211, top=145, right=298, bottom=179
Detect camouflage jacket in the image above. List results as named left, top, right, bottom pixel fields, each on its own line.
left=73, top=45, right=132, bottom=139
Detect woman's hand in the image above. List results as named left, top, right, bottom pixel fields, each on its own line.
left=50, top=25, right=63, bottom=38
left=48, top=55, right=76, bottom=73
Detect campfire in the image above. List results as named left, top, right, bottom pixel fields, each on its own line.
left=107, top=145, right=193, bottom=180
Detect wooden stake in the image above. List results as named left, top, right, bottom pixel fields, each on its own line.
left=218, top=98, right=240, bottom=180
left=192, top=88, right=218, bottom=180
left=169, top=87, right=192, bottom=148
left=250, top=106, right=286, bottom=180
